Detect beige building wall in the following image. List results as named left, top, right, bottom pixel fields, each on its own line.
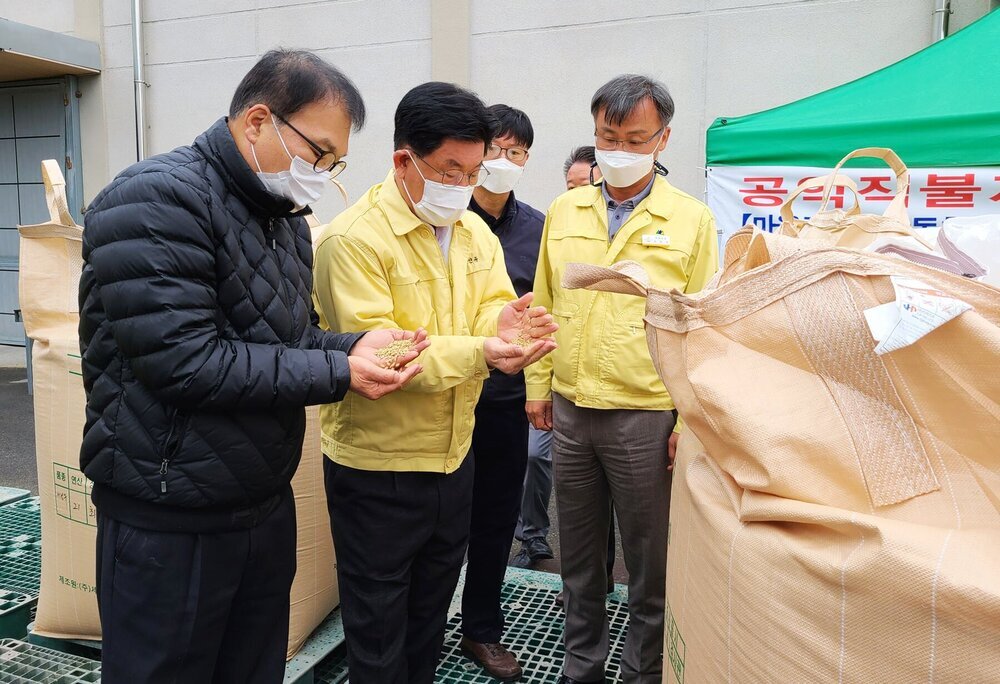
left=0, top=0, right=993, bottom=221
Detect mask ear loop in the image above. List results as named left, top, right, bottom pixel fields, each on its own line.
left=270, top=114, right=296, bottom=162
left=589, top=161, right=600, bottom=187
left=250, top=143, right=265, bottom=174
left=652, top=128, right=669, bottom=176
left=331, top=177, right=350, bottom=207
left=398, top=151, right=419, bottom=207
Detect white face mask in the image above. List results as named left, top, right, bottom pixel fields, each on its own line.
left=595, top=146, right=659, bottom=189
left=400, top=150, right=474, bottom=227
left=479, top=157, right=524, bottom=194
left=252, top=115, right=331, bottom=210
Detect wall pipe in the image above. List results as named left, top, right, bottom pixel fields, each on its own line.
left=131, top=0, right=147, bottom=161
left=933, top=0, right=952, bottom=42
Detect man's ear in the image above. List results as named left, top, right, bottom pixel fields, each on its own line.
left=657, top=127, right=672, bottom=154
left=392, top=149, right=410, bottom=178
left=242, top=104, right=271, bottom=145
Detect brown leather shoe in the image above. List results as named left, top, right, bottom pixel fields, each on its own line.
left=461, top=637, right=523, bottom=681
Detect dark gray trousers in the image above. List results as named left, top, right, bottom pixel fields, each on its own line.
left=552, top=393, right=675, bottom=684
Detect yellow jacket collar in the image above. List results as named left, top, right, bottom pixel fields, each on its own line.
left=378, top=170, right=425, bottom=237
left=574, top=175, right=675, bottom=221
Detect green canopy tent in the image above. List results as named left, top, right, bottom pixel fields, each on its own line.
left=704, top=10, right=1000, bottom=247
left=707, top=10, right=1000, bottom=169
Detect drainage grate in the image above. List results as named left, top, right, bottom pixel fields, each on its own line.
left=0, top=639, right=101, bottom=683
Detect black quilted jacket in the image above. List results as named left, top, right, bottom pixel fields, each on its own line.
left=79, top=118, right=360, bottom=531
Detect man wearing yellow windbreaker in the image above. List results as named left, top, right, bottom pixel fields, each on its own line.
left=313, top=82, right=556, bottom=684
left=525, top=75, right=718, bottom=684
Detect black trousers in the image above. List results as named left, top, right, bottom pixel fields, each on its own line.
left=95, top=491, right=296, bottom=684
left=462, top=401, right=530, bottom=643
left=324, top=455, right=474, bottom=684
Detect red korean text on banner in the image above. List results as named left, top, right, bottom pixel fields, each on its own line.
left=797, top=176, right=849, bottom=209
left=858, top=176, right=895, bottom=202
left=739, top=177, right=787, bottom=207
left=919, top=173, right=982, bottom=208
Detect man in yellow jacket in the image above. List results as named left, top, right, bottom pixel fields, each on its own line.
left=313, top=82, right=557, bottom=684
left=526, top=75, right=718, bottom=684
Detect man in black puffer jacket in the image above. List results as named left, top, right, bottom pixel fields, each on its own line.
left=79, top=50, right=426, bottom=683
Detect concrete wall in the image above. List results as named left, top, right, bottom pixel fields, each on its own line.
left=0, top=0, right=992, bottom=220
left=469, top=0, right=942, bottom=209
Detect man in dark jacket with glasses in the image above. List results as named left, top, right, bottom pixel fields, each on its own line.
left=79, top=49, right=426, bottom=683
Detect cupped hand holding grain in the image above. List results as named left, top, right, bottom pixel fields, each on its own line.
left=484, top=335, right=557, bottom=375
left=497, top=293, right=559, bottom=347
left=347, top=356, right=423, bottom=400
left=351, top=328, right=430, bottom=369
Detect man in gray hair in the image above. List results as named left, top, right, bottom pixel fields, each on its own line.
left=526, top=74, right=718, bottom=683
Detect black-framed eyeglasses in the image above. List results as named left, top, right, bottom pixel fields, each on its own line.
left=594, top=126, right=664, bottom=153
left=274, top=113, right=347, bottom=176
left=485, top=143, right=530, bottom=163
left=410, top=151, right=488, bottom=187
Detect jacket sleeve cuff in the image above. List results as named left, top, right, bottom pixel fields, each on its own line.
left=471, top=338, right=490, bottom=379
left=477, top=306, right=502, bottom=338
left=333, top=331, right=366, bottom=354
left=329, top=350, right=352, bottom=402
left=312, top=328, right=365, bottom=354
left=525, top=383, right=552, bottom=401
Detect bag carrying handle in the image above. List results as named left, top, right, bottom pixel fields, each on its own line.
left=562, top=261, right=650, bottom=299
left=823, top=148, right=936, bottom=249
left=724, top=226, right=756, bottom=270
left=779, top=174, right=861, bottom=224
left=825, top=147, right=910, bottom=223
left=41, top=159, right=77, bottom=228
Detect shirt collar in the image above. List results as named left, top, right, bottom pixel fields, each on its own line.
left=577, top=174, right=674, bottom=221
left=469, top=192, right=518, bottom=232
left=602, top=175, right=655, bottom=212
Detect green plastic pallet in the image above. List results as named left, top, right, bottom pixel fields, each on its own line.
left=0, top=490, right=30, bottom=508
left=435, top=569, right=626, bottom=683
left=312, top=646, right=349, bottom=684
left=313, top=568, right=629, bottom=684
left=0, top=499, right=42, bottom=639
left=0, top=497, right=42, bottom=595
left=8, top=568, right=629, bottom=682
left=283, top=608, right=344, bottom=684
left=0, top=639, right=100, bottom=683
left=0, top=593, right=33, bottom=641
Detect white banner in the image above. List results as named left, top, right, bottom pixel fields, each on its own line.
left=706, top=165, right=1000, bottom=248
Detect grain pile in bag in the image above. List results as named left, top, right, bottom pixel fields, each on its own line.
left=563, top=229, right=1000, bottom=683
left=20, top=161, right=339, bottom=658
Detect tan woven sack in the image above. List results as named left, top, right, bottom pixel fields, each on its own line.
left=564, top=231, right=1000, bottom=683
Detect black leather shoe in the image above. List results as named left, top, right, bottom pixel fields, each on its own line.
left=524, top=536, right=554, bottom=561
left=558, top=675, right=606, bottom=684
left=510, top=546, right=533, bottom=569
